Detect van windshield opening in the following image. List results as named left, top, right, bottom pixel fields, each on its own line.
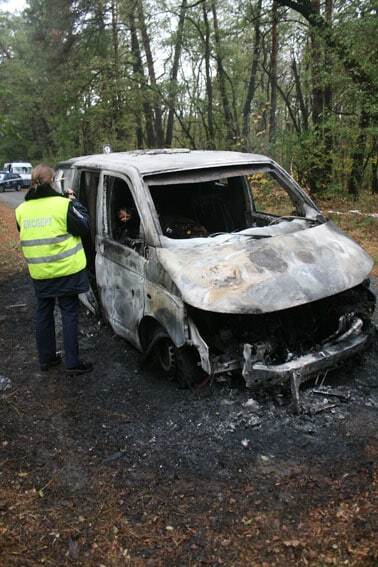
left=147, top=168, right=305, bottom=239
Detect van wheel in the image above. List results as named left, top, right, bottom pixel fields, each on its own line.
left=16, top=184, right=21, bottom=192
left=151, top=328, right=176, bottom=375
left=175, top=345, right=204, bottom=389
left=146, top=327, right=203, bottom=388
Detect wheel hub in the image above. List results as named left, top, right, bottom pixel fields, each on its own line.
left=157, top=339, right=176, bottom=374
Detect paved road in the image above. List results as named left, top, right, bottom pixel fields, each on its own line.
left=0, top=189, right=26, bottom=209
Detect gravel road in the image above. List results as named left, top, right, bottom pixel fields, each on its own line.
left=0, top=189, right=26, bottom=209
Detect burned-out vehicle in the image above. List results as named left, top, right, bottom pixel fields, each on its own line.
left=55, top=149, right=375, bottom=398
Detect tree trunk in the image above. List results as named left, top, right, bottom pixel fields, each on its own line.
left=348, top=109, right=369, bottom=198
left=110, top=0, right=121, bottom=137
left=291, top=55, right=308, bottom=131
left=308, top=0, right=325, bottom=193
left=372, top=137, right=378, bottom=194
left=165, top=0, right=187, bottom=147
left=242, top=0, right=262, bottom=147
left=210, top=0, right=235, bottom=147
left=276, top=0, right=374, bottom=96
left=202, top=0, right=215, bottom=148
left=323, top=0, right=333, bottom=118
left=310, top=0, right=322, bottom=128
left=137, top=0, right=164, bottom=147
left=323, top=0, right=333, bottom=185
left=129, top=13, right=155, bottom=148
left=269, top=0, right=278, bottom=143
left=261, top=59, right=301, bottom=135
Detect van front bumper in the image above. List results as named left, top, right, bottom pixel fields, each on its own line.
left=242, top=317, right=370, bottom=388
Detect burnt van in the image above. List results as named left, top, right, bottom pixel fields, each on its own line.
left=55, top=150, right=375, bottom=399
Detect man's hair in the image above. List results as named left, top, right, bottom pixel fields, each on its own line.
left=32, top=164, right=55, bottom=187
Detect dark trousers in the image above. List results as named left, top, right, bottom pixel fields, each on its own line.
left=36, top=295, right=80, bottom=368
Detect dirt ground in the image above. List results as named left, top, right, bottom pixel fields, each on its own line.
left=0, top=201, right=377, bottom=566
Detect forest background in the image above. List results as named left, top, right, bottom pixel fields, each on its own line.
left=0, top=0, right=376, bottom=202
left=0, top=4, right=377, bottom=564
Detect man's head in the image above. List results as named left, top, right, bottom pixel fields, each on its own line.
left=32, top=164, right=55, bottom=187
left=118, top=208, right=133, bottom=223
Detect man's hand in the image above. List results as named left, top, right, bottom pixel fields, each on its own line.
left=65, top=189, right=77, bottom=201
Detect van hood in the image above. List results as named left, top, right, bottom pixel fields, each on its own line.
left=157, top=221, right=373, bottom=314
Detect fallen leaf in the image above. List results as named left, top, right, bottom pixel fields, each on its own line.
left=283, top=539, right=302, bottom=548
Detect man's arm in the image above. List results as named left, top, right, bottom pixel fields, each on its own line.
left=67, top=199, right=90, bottom=238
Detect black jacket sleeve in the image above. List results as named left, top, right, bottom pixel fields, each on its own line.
left=67, top=199, right=90, bottom=238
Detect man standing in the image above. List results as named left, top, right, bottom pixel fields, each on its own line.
left=15, top=164, right=93, bottom=375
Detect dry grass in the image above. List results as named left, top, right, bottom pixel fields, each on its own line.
left=0, top=202, right=25, bottom=280
left=316, top=193, right=378, bottom=277
left=1, top=466, right=377, bottom=566
left=251, top=173, right=294, bottom=216
left=250, top=177, right=378, bottom=278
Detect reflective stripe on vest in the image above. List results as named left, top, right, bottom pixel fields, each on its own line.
left=16, top=196, right=86, bottom=280
left=25, top=242, right=84, bottom=264
left=21, top=233, right=70, bottom=246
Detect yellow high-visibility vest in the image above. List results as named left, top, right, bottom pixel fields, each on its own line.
left=15, top=196, right=86, bottom=280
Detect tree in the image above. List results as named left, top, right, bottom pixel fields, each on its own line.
left=210, top=0, right=235, bottom=146
left=0, top=0, right=376, bottom=200
left=165, top=0, right=187, bottom=147
left=136, top=0, right=164, bottom=146
left=242, top=0, right=262, bottom=148
left=269, top=0, right=279, bottom=143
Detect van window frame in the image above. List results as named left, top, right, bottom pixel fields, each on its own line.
left=55, top=166, right=77, bottom=194
left=75, top=168, right=100, bottom=236
left=101, top=170, right=145, bottom=250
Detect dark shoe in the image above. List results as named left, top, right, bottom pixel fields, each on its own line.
left=65, top=361, right=93, bottom=376
left=40, top=353, right=62, bottom=372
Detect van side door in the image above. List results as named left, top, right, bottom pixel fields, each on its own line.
left=96, top=171, right=146, bottom=348
left=74, top=168, right=100, bottom=314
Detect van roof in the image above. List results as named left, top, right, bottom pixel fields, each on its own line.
left=58, top=149, right=272, bottom=177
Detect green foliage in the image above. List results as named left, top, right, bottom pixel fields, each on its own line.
left=0, top=0, right=376, bottom=200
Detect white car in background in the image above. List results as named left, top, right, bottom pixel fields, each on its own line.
left=3, top=162, right=32, bottom=188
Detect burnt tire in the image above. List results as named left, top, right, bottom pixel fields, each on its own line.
left=151, top=328, right=176, bottom=376
left=175, top=345, right=204, bottom=389
left=146, top=327, right=203, bottom=388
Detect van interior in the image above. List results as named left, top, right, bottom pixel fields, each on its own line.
left=105, top=175, right=141, bottom=243
left=148, top=170, right=301, bottom=239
